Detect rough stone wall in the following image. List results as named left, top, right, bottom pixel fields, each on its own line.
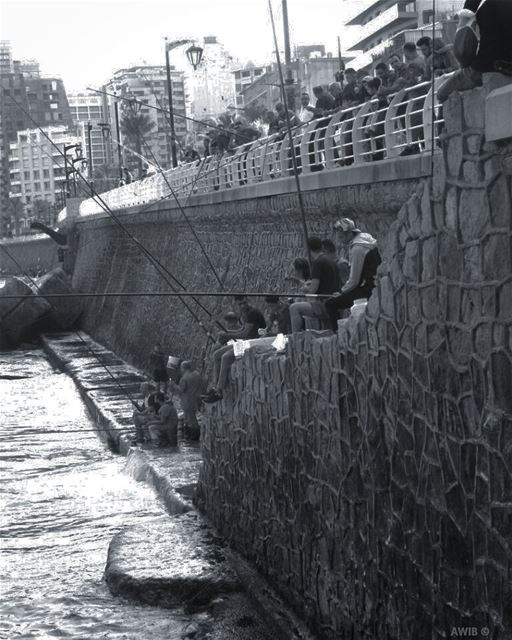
left=197, top=82, right=512, bottom=639
left=0, top=236, right=58, bottom=276
left=71, top=180, right=410, bottom=372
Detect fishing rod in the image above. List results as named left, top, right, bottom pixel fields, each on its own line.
left=0, top=242, right=141, bottom=410
left=7, top=94, right=225, bottom=336
left=132, top=115, right=225, bottom=289
left=135, top=67, right=186, bottom=156
left=89, top=86, right=261, bottom=146
left=0, top=291, right=333, bottom=300
left=131, top=121, right=230, bottom=367
left=268, top=0, right=312, bottom=270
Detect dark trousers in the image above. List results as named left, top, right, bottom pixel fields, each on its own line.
left=325, top=285, right=373, bottom=330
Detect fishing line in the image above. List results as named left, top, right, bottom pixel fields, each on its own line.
left=7, top=94, right=224, bottom=335
left=0, top=242, right=141, bottom=410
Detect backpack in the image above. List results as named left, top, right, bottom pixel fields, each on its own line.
left=453, top=0, right=488, bottom=68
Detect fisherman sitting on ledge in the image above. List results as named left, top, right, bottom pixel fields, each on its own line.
left=324, top=218, right=381, bottom=331
left=202, top=295, right=266, bottom=403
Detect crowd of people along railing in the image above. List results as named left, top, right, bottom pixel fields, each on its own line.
left=79, top=75, right=449, bottom=217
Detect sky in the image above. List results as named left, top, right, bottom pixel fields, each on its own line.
left=1, top=0, right=363, bottom=92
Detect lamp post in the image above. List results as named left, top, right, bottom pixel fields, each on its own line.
left=165, top=38, right=204, bottom=168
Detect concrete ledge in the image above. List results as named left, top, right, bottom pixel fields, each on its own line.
left=105, top=512, right=242, bottom=607
left=41, top=332, right=199, bottom=514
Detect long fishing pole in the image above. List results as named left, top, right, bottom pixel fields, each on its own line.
left=0, top=291, right=332, bottom=300
left=7, top=94, right=224, bottom=336
left=88, top=86, right=260, bottom=146
left=132, top=115, right=225, bottom=289
left=268, top=0, right=312, bottom=270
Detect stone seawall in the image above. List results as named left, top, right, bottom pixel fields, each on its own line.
left=197, top=83, right=512, bottom=638
left=71, top=172, right=422, bottom=372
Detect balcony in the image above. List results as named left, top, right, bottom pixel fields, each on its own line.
left=348, top=3, right=418, bottom=51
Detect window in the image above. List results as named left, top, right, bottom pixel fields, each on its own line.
left=33, top=170, right=40, bottom=179
left=25, top=195, right=31, bottom=203
left=34, top=182, right=41, bottom=191
left=45, top=113, right=51, bottom=121
left=51, top=81, right=57, bottom=91
left=43, top=169, right=50, bottom=178
left=50, top=103, right=58, bottom=109
left=44, top=181, right=51, bottom=190
left=20, top=135, right=27, bottom=143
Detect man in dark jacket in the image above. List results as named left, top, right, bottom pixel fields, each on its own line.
left=203, top=296, right=266, bottom=402
left=289, top=236, right=339, bottom=332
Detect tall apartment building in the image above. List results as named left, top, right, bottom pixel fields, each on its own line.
left=0, top=41, right=13, bottom=75
left=344, top=0, right=463, bottom=68
left=68, top=92, right=110, bottom=178
left=24, top=77, right=73, bottom=129
left=185, top=36, right=237, bottom=119
left=8, top=126, right=80, bottom=225
left=104, top=65, right=186, bottom=171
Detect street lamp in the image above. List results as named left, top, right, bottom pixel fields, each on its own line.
left=165, top=38, right=204, bottom=168
left=185, top=45, right=203, bottom=70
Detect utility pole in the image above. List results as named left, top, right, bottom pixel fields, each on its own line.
left=113, top=96, right=123, bottom=181
left=282, top=0, right=295, bottom=111
left=165, top=42, right=178, bottom=169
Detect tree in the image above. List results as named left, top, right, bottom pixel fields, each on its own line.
left=120, top=103, right=155, bottom=175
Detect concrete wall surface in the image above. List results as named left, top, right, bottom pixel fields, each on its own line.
left=0, top=235, right=59, bottom=276
left=197, top=80, right=512, bottom=639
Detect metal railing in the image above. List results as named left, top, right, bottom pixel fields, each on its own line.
left=79, top=76, right=447, bottom=217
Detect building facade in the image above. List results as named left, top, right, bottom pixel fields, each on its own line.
left=233, top=64, right=270, bottom=108
left=186, top=36, right=237, bottom=120
left=344, top=0, right=463, bottom=69
left=68, top=92, right=110, bottom=181
left=104, top=65, right=186, bottom=171
left=8, top=126, right=80, bottom=231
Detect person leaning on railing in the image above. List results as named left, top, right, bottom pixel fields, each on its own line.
left=437, top=0, right=512, bottom=103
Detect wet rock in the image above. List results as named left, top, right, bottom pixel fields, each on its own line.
left=0, top=276, right=51, bottom=346
left=35, top=267, right=82, bottom=330
left=105, top=512, right=242, bottom=609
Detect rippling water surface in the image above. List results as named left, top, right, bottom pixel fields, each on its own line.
left=0, top=350, right=190, bottom=639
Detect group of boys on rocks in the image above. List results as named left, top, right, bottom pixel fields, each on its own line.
left=129, top=217, right=381, bottom=432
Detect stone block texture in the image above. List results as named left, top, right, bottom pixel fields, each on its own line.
left=197, top=88, right=512, bottom=639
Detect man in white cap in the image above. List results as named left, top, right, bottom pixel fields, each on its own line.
left=325, top=218, right=381, bottom=330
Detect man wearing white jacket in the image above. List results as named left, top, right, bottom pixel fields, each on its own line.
left=325, top=218, right=381, bottom=330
